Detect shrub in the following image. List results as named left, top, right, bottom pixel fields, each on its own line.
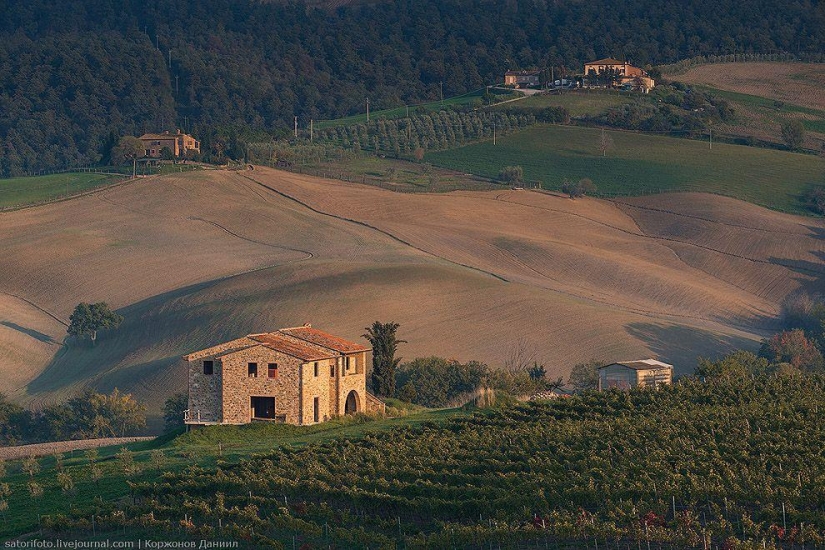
left=759, top=329, right=823, bottom=371
left=561, top=178, right=597, bottom=198
left=780, top=119, right=805, bottom=150
left=164, top=393, right=188, bottom=433
left=499, top=165, right=523, bottom=185
left=803, top=186, right=825, bottom=215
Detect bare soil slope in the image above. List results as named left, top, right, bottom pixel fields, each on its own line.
left=672, top=62, right=825, bottom=111
left=1, top=168, right=820, bottom=420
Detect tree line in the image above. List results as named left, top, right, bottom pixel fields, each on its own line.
left=0, top=390, right=145, bottom=445
left=2, top=0, right=824, bottom=176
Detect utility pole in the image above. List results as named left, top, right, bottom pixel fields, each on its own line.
left=155, top=34, right=159, bottom=50
left=366, top=98, right=370, bottom=122
left=709, top=127, right=713, bottom=150
left=310, top=119, right=313, bottom=143
left=493, top=120, right=496, bottom=145
left=440, top=81, right=443, bottom=103
left=168, top=49, right=172, bottom=68
left=294, top=116, right=298, bottom=138
left=175, top=75, right=179, bottom=94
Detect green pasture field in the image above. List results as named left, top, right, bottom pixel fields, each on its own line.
left=426, top=124, right=825, bottom=213
left=0, top=172, right=122, bottom=209
left=500, top=90, right=631, bottom=117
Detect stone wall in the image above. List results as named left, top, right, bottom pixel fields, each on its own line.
left=300, top=358, right=335, bottom=424
left=188, top=356, right=223, bottom=423
left=221, top=345, right=306, bottom=424
left=335, top=351, right=367, bottom=416
left=187, top=344, right=371, bottom=426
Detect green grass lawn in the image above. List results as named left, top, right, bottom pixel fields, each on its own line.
left=426, top=124, right=825, bottom=213
left=0, top=172, right=123, bottom=209
left=0, top=407, right=461, bottom=540
left=500, top=90, right=630, bottom=117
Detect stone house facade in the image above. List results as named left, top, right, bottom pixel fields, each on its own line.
left=583, top=58, right=655, bottom=92
left=183, top=325, right=384, bottom=426
left=138, top=130, right=201, bottom=158
left=504, top=70, right=541, bottom=88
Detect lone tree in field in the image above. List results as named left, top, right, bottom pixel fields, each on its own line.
left=68, top=302, right=123, bottom=345
left=112, top=136, right=145, bottom=177
left=780, top=119, right=805, bottom=150
left=363, top=321, right=406, bottom=397
left=598, top=128, right=614, bottom=157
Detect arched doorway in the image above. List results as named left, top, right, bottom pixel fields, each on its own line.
left=344, top=390, right=360, bottom=415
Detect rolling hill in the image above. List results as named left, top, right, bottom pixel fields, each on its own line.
left=1, top=167, right=822, bottom=426
left=666, top=62, right=825, bottom=151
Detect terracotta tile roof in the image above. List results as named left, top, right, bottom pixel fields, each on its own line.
left=586, top=58, right=626, bottom=66
left=182, top=337, right=258, bottom=361
left=139, top=133, right=179, bottom=140
left=183, top=326, right=368, bottom=363
left=279, top=326, right=370, bottom=354
left=600, top=359, right=673, bottom=371
left=248, top=333, right=336, bottom=361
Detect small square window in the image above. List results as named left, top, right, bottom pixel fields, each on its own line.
left=268, top=363, right=278, bottom=378
left=248, top=362, right=258, bottom=378
left=203, top=360, right=213, bottom=375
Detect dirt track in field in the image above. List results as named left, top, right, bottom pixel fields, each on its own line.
left=0, top=437, right=154, bottom=460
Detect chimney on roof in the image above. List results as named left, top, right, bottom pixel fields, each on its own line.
left=176, top=128, right=181, bottom=134
left=163, top=130, right=169, bottom=134
left=303, top=322, right=311, bottom=327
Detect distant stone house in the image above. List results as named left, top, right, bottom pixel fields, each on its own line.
left=597, top=359, right=673, bottom=391
left=583, top=58, right=655, bottom=92
left=138, top=130, right=200, bottom=158
left=504, top=70, right=541, bottom=88
left=182, top=325, right=385, bottom=426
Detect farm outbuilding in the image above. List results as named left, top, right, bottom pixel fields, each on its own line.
left=597, top=359, right=673, bottom=391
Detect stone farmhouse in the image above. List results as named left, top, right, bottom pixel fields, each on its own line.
left=597, top=359, right=673, bottom=391
left=183, top=325, right=384, bottom=426
left=583, top=58, right=655, bottom=92
left=138, top=129, right=200, bottom=158
left=504, top=69, right=541, bottom=88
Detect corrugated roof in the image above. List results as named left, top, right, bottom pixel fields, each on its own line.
left=248, top=333, right=335, bottom=361
left=585, top=58, right=626, bottom=66
left=279, top=326, right=370, bottom=353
